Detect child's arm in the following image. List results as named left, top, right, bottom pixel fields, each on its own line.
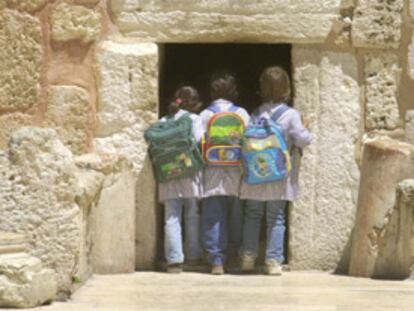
left=289, top=111, right=312, bottom=148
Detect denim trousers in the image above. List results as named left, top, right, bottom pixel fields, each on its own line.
left=242, top=200, right=287, bottom=263
left=164, top=198, right=201, bottom=264
left=201, top=196, right=244, bottom=265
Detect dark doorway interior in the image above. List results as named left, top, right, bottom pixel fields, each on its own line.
left=159, top=44, right=292, bottom=116
left=157, top=43, right=292, bottom=268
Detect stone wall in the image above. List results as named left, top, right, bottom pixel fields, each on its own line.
left=0, top=128, right=92, bottom=298
left=1, top=0, right=414, bottom=282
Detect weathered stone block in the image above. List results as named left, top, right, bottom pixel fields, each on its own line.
left=0, top=9, right=42, bottom=111
left=111, top=0, right=341, bottom=43
left=410, top=0, right=414, bottom=20
left=372, top=179, right=414, bottom=279
left=45, top=85, right=91, bottom=155
left=352, top=0, right=403, bottom=49
left=0, top=113, right=33, bottom=149
left=0, top=232, right=26, bottom=255
left=77, top=154, right=136, bottom=274
left=94, top=41, right=158, bottom=269
left=68, top=0, right=100, bottom=4
left=0, top=128, right=82, bottom=296
left=291, top=48, right=361, bottom=271
left=73, top=167, right=105, bottom=291
left=408, top=35, right=414, bottom=80
left=0, top=252, right=57, bottom=308
left=365, top=54, right=401, bottom=131
left=6, top=0, right=48, bottom=12
left=405, top=110, right=414, bottom=145
left=349, top=140, right=414, bottom=278
left=96, top=41, right=157, bottom=136
left=50, top=2, right=102, bottom=43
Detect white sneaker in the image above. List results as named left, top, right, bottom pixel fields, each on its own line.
left=240, top=254, right=255, bottom=272
left=265, top=260, right=282, bottom=276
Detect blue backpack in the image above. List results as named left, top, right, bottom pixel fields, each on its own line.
left=241, top=105, right=292, bottom=185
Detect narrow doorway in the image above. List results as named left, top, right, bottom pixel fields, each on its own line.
left=158, top=43, right=292, bottom=267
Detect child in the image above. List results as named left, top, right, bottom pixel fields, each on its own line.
left=200, top=73, right=250, bottom=275
left=158, top=86, right=204, bottom=273
left=240, top=66, right=312, bottom=275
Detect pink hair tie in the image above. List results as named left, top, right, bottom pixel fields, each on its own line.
left=176, top=98, right=183, bottom=105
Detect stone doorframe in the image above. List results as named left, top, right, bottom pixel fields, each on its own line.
left=94, top=0, right=362, bottom=271
left=93, top=41, right=361, bottom=272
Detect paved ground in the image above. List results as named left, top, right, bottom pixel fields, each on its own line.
left=14, top=272, right=414, bottom=311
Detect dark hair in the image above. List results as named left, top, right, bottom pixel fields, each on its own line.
left=168, top=86, right=202, bottom=115
left=210, top=72, right=239, bottom=102
left=260, top=66, right=291, bottom=103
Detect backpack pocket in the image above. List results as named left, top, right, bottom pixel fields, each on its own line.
left=150, top=140, right=202, bottom=183
left=242, top=149, right=288, bottom=185
left=205, top=145, right=242, bottom=166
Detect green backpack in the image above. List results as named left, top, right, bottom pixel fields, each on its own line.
left=144, top=113, right=203, bottom=183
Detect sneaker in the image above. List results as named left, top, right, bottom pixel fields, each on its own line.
left=240, top=254, right=255, bottom=272
left=265, top=260, right=282, bottom=276
left=211, top=264, right=224, bottom=275
left=167, top=263, right=183, bottom=274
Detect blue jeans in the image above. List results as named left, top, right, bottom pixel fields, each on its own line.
left=242, top=200, right=287, bottom=263
left=201, top=196, right=244, bottom=265
left=164, top=198, right=201, bottom=264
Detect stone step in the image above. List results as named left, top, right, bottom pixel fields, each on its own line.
left=0, top=252, right=57, bottom=308
left=0, top=231, right=27, bottom=254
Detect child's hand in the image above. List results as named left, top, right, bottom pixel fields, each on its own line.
left=301, top=114, right=311, bottom=129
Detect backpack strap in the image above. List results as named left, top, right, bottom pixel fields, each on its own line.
left=270, top=104, right=291, bottom=122
left=207, top=105, right=220, bottom=113
left=208, top=103, right=239, bottom=113
left=228, top=104, right=239, bottom=113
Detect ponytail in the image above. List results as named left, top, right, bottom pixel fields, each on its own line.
left=168, top=98, right=184, bottom=115
left=168, top=86, right=202, bottom=116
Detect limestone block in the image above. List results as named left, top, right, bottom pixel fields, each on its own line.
left=349, top=140, right=414, bottom=278
left=0, top=232, right=26, bottom=255
left=50, top=2, right=102, bottom=43
left=352, top=0, right=403, bottom=49
left=0, top=9, right=42, bottom=111
left=78, top=154, right=136, bottom=274
left=111, top=0, right=341, bottom=43
left=291, top=48, right=361, bottom=270
left=69, top=0, right=100, bottom=4
left=94, top=41, right=158, bottom=269
left=73, top=168, right=104, bottom=290
left=0, top=113, right=33, bottom=149
left=96, top=41, right=157, bottom=136
left=408, top=36, right=414, bottom=80
left=6, top=0, right=48, bottom=12
left=405, top=110, right=414, bottom=145
left=365, top=54, right=401, bottom=131
left=45, top=85, right=91, bottom=155
left=372, top=179, right=414, bottom=279
left=0, top=128, right=82, bottom=296
left=411, top=0, right=414, bottom=20
left=0, top=252, right=57, bottom=308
